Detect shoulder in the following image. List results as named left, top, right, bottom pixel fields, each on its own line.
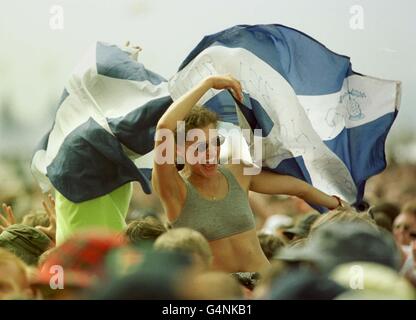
left=223, top=163, right=253, bottom=192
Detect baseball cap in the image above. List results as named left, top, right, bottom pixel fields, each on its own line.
left=0, top=224, right=52, bottom=265
left=275, top=221, right=401, bottom=273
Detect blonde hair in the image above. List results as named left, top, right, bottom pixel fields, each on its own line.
left=154, top=228, right=212, bottom=269
left=125, top=216, right=167, bottom=243
left=310, top=207, right=376, bottom=235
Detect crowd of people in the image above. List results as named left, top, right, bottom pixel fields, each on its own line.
left=0, top=161, right=415, bottom=300
left=0, top=74, right=415, bottom=300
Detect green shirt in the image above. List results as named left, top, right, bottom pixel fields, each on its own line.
left=55, top=183, right=133, bottom=245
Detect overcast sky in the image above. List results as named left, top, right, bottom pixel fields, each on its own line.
left=1, top=0, right=415, bottom=144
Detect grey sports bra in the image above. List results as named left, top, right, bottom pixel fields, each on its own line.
left=171, top=166, right=256, bottom=241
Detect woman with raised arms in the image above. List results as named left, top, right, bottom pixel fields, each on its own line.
left=152, top=74, right=345, bottom=273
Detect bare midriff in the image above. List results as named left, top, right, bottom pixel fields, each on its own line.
left=209, top=228, right=270, bottom=273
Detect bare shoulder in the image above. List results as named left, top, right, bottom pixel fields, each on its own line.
left=223, top=163, right=253, bottom=191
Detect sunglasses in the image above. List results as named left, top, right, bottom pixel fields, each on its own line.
left=193, top=135, right=225, bottom=153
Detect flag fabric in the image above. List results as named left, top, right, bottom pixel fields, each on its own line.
left=31, top=24, right=401, bottom=211
left=31, top=42, right=172, bottom=203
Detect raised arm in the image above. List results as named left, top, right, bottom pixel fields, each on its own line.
left=249, top=170, right=344, bottom=210
left=156, top=75, right=243, bottom=131
left=152, top=75, right=243, bottom=220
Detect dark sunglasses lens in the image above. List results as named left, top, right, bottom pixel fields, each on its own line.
left=196, top=136, right=225, bottom=152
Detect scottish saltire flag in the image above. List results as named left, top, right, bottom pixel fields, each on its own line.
left=31, top=42, right=172, bottom=202
left=169, top=24, right=401, bottom=209
left=32, top=24, right=401, bottom=210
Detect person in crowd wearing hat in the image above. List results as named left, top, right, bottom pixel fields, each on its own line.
left=154, top=227, right=213, bottom=272
left=260, top=220, right=413, bottom=299
left=153, top=74, right=348, bottom=274
left=0, top=248, right=33, bottom=300
left=0, top=195, right=56, bottom=269
left=0, top=224, right=53, bottom=266
left=276, top=221, right=401, bottom=274
left=1, top=194, right=56, bottom=242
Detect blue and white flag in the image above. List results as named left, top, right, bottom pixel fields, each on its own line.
left=31, top=42, right=172, bottom=202
left=31, top=24, right=401, bottom=209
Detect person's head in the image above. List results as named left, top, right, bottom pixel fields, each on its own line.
left=393, top=200, right=416, bottom=246
left=267, top=267, right=346, bottom=300
left=91, top=250, right=194, bottom=300
left=175, top=105, right=222, bottom=178
left=32, top=230, right=125, bottom=299
left=257, top=233, right=285, bottom=260
left=0, top=248, right=32, bottom=299
left=309, top=207, right=376, bottom=235
left=125, top=216, right=167, bottom=245
left=154, top=228, right=212, bottom=271
left=368, top=202, right=400, bottom=232
left=0, top=224, right=53, bottom=266
left=21, top=211, right=50, bottom=228
left=276, top=221, right=401, bottom=273
left=368, top=202, right=400, bottom=222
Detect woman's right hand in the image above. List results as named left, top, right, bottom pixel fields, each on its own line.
left=206, top=74, right=244, bottom=103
